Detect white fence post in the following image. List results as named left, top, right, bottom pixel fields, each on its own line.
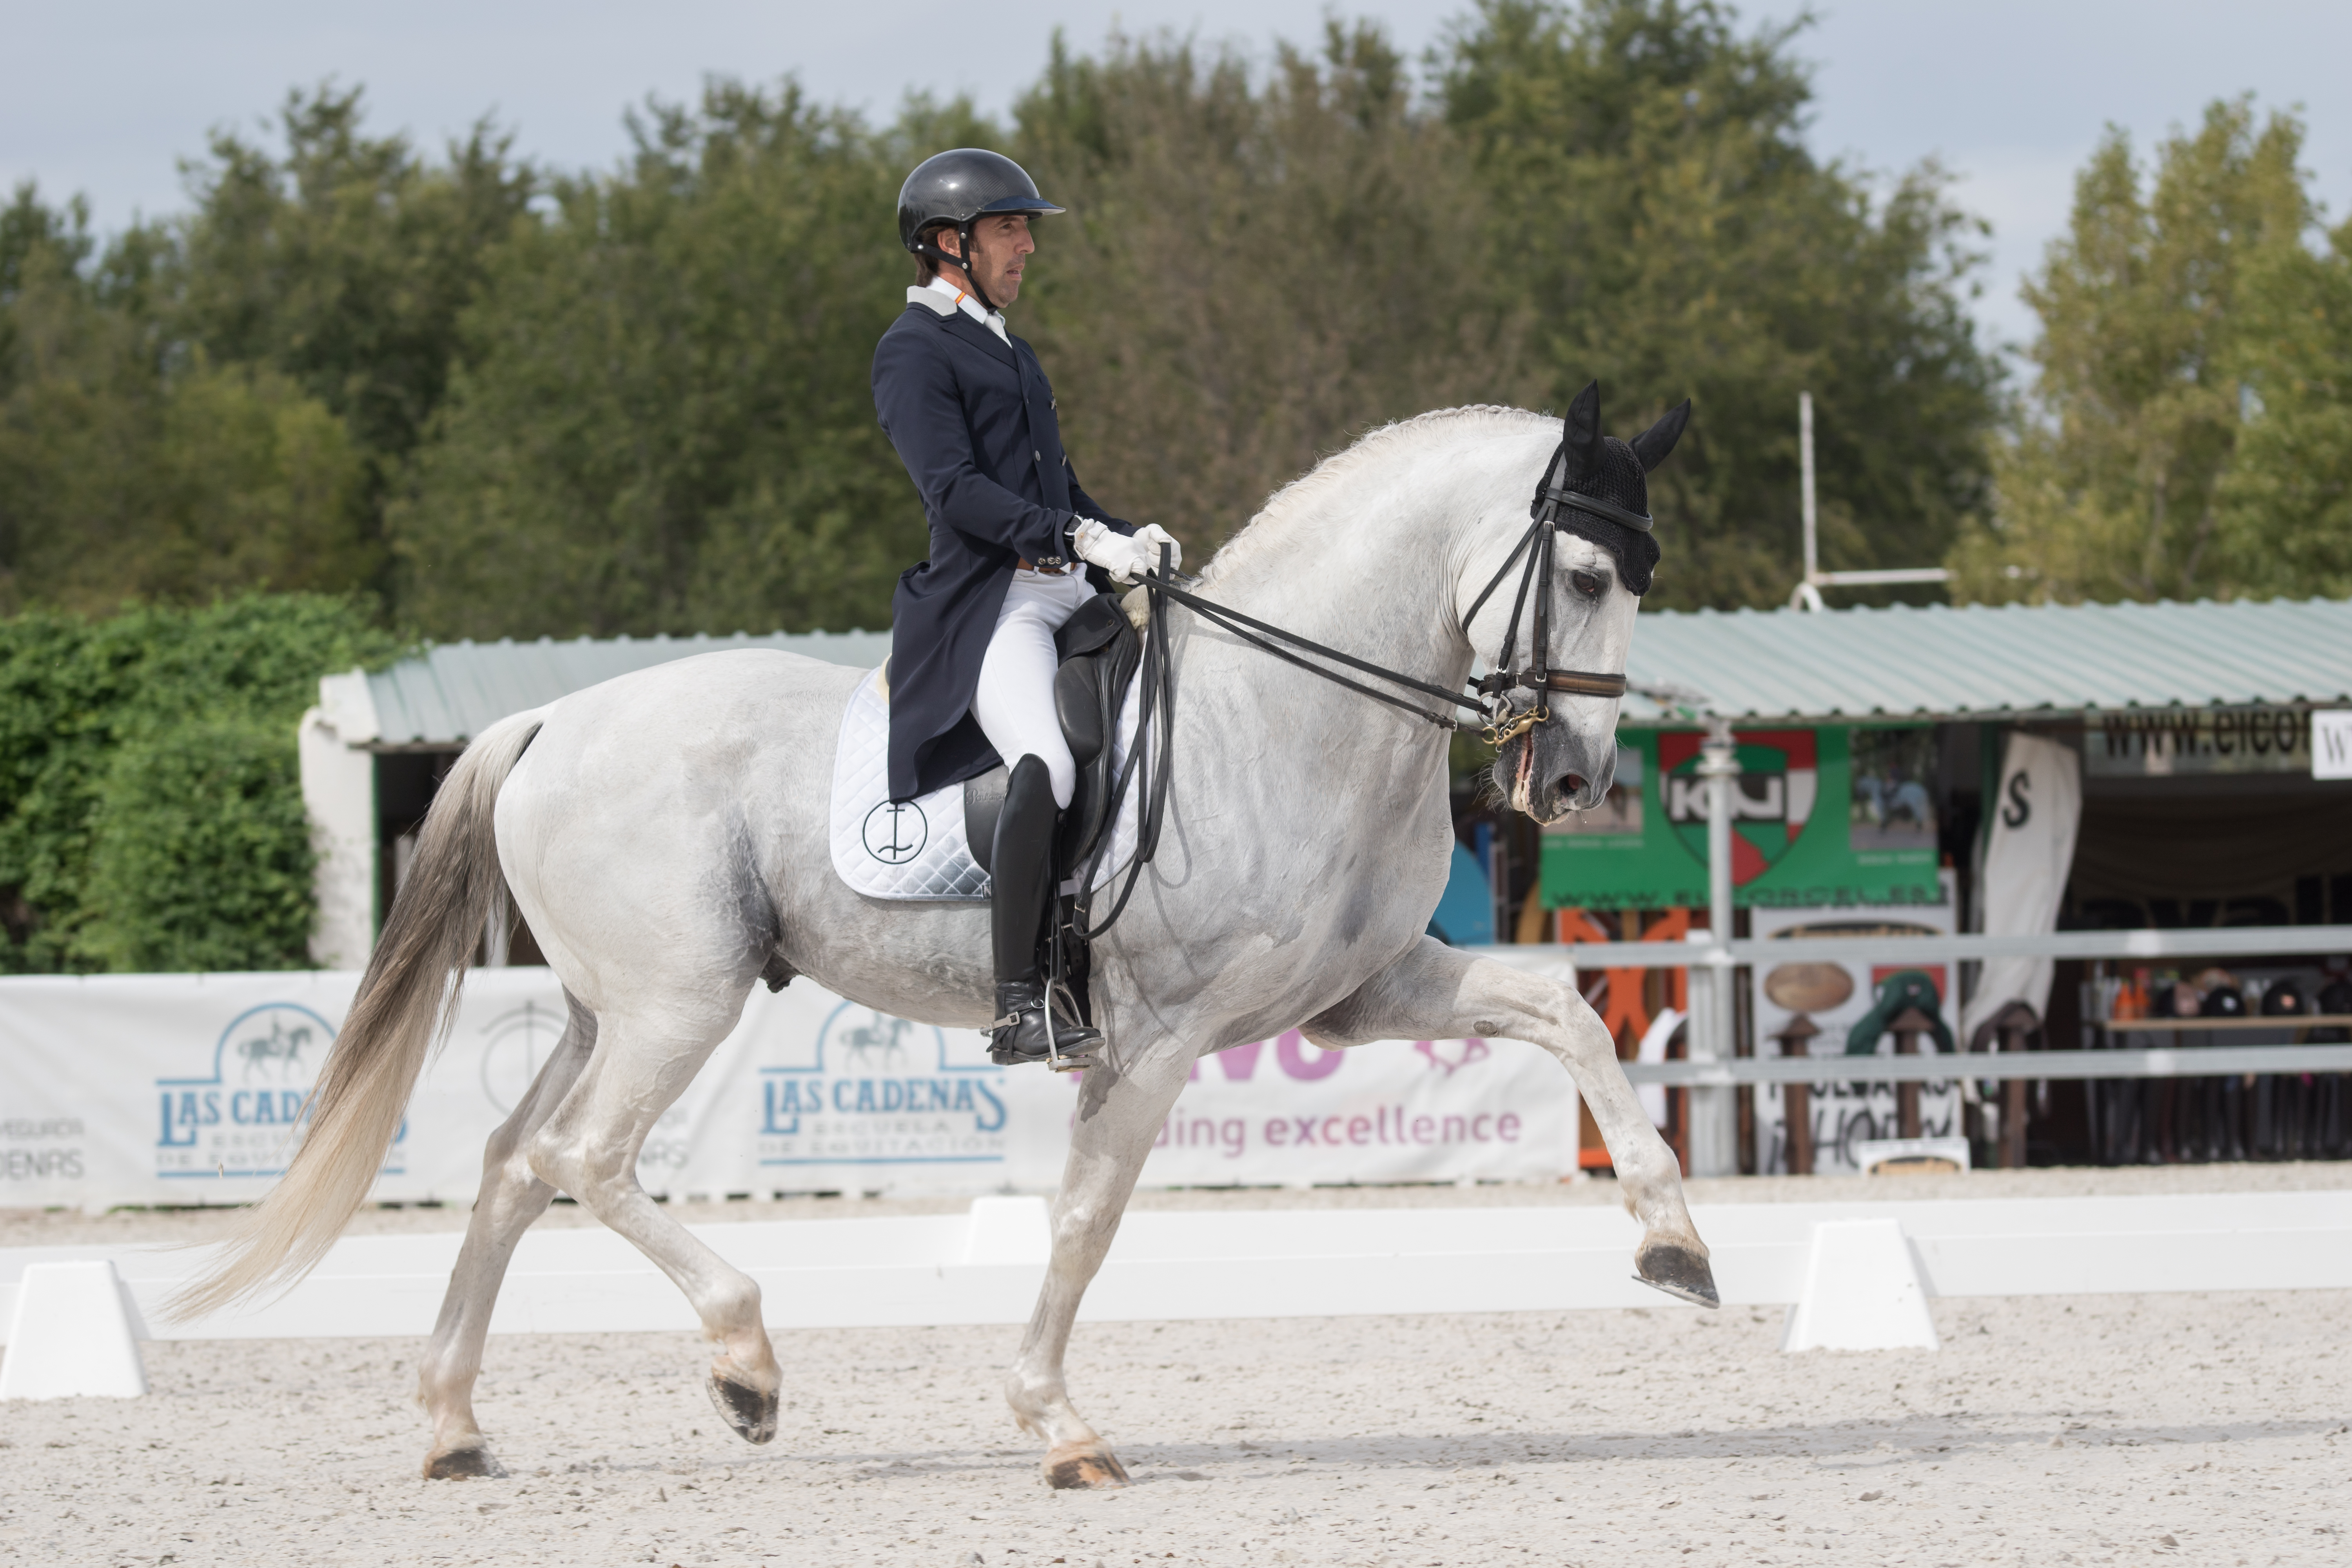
left=1687, top=722, right=1741, bottom=1176
left=0, top=1260, right=148, bottom=1399
left=1780, top=1219, right=1939, bottom=1353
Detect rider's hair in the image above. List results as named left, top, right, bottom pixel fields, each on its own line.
left=913, top=221, right=952, bottom=284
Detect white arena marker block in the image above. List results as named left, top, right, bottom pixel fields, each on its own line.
left=0, top=1260, right=149, bottom=1399
left=964, top=1196, right=1052, bottom=1265
left=1780, top=1218, right=1939, bottom=1354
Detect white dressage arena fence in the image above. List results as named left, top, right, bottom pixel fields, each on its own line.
left=7, top=966, right=2352, bottom=1398
left=5, top=1191, right=2350, bottom=1397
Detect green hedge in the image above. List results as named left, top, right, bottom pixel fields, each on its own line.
left=0, top=595, right=399, bottom=972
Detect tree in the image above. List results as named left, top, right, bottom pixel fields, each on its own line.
left=77, top=714, right=318, bottom=972
left=1437, top=0, right=1998, bottom=610
left=0, top=595, right=396, bottom=973
left=1012, top=22, right=1537, bottom=548
left=389, top=82, right=918, bottom=637
left=7, top=13, right=2003, bottom=631
left=0, top=180, right=374, bottom=613
left=174, top=86, right=534, bottom=501
left=2209, top=213, right=2352, bottom=597
left=0, top=193, right=163, bottom=612
left=4, top=88, right=536, bottom=617
left=1947, top=99, right=2311, bottom=604
left=0, top=183, right=96, bottom=357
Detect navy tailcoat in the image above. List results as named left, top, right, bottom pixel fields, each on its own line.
left=873, top=295, right=1131, bottom=801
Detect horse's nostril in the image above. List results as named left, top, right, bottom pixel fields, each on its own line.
left=1557, top=774, right=1587, bottom=802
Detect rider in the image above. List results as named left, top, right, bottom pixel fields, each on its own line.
left=872, top=148, right=1181, bottom=1066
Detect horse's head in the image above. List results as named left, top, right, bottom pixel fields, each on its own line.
left=1464, top=381, right=1688, bottom=825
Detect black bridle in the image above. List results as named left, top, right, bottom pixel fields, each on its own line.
left=1071, top=441, right=1646, bottom=940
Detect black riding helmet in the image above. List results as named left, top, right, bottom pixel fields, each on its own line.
left=898, top=149, right=1065, bottom=313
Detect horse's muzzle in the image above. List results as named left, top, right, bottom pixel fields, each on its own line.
left=1536, top=769, right=1605, bottom=821
left=1514, top=723, right=1616, bottom=824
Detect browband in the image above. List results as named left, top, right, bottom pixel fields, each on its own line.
left=1540, top=484, right=1654, bottom=534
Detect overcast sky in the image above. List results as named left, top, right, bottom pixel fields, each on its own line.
left=7, top=1, right=2350, bottom=356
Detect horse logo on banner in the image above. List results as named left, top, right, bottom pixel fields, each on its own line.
left=155, top=1000, right=394, bottom=1181
left=235, top=1016, right=314, bottom=1082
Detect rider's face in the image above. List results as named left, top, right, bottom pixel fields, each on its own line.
left=943, top=214, right=1035, bottom=305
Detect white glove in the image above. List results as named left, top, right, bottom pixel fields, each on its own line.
left=1130, top=523, right=1183, bottom=577
left=1072, top=519, right=1182, bottom=584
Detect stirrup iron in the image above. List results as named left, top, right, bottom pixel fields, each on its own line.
left=988, top=979, right=1102, bottom=1068
left=1044, top=975, right=1096, bottom=1072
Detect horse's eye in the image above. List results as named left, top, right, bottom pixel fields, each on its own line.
left=1570, top=569, right=1606, bottom=599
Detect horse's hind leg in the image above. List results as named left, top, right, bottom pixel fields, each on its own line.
left=418, top=991, right=596, bottom=1479
left=1006, top=1040, right=1193, bottom=1489
left=526, top=995, right=782, bottom=1444
left=1305, top=935, right=1718, bottom=1306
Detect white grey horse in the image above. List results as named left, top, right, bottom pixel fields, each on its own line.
left=176, top=399, right=1717, bottom=1487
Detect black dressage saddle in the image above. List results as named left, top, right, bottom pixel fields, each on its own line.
left=960, top=592, right=1142, bottom=884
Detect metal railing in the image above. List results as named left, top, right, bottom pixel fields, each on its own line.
left=1471, top=926, right=2352, bottom=1086
left=1476, top=923, right=2352, bottom=971
left=1618, top=1044, right=2352, bottom=1087
left=1504, top=601, right=2347, bottom=1162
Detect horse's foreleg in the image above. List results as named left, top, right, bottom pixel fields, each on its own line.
left=1007, top=1042, right=1192, bottom=1490
left=1305, top=935, right=1718, bottom=1306
left=417, top=994, right=596, bottom=1478
left=526, top=1003, right=782, bottom=1445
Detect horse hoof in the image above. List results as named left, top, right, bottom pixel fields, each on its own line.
left=1634, top=1238, right=1721, bottom=1309
left=423, top=1443, right=507, bottom=1480
left=1042, top=1444, right=1130, bottom=1490
left=706, top=1368, right=779, bottom=1445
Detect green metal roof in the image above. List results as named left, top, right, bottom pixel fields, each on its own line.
left=317, top=630, right=891, bottom=748
left=312, top=597, right=2352, bottom=748
left=1618, top=597, right=2352, bottom=725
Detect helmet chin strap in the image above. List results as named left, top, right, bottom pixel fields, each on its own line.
left=957, top=220, right=1002, bottom=313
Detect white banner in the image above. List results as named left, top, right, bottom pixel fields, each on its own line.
left=0, top=971, right=1575, bottom=1212
left=1747, top=875, right=1963, bottom=1176
left=1124, top=1031, right=1572, bottom=1186
left=2317, top=709, right=2352, bottom=780
left=1965, top=731, right=2082, bottom=1038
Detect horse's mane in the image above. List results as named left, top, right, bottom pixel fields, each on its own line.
left=1197, top=405, right=1553, bottom=588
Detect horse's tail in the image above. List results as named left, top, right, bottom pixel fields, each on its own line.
left=167, top=707, right=547, bottom=1320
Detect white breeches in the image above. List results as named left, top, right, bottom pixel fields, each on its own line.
left=973, top=567, right=1094, bottom=809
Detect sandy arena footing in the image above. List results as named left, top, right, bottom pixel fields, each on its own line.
left=5, top=1168, right=2351, bottom=1566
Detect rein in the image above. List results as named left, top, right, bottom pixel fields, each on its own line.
left=1159, top=438, right=1640, bottom=746
left=1071, top=444, right=1641, bottom=942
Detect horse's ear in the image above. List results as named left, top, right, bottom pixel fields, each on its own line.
left=1631, top=399, right=1691, bottom=473
left=1562, top=380, right=1602, bottom=479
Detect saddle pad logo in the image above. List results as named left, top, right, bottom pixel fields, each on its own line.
left=862, top=799, right=928, bottom=864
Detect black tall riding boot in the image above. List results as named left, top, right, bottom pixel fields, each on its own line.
left=989, top=755, right=1102, bottom=1065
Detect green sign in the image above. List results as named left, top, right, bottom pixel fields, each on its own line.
left=1541, top=725, right=1946, bottom=911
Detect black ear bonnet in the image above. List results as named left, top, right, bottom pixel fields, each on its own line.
left=1532, top=382, right=1690, bottom=597
left=1545, top=435, right=1660, bottom=595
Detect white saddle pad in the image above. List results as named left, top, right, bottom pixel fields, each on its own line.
left=828, top=668, right=1143, bottom=902
left=829, top=670, right=989, bottom=900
